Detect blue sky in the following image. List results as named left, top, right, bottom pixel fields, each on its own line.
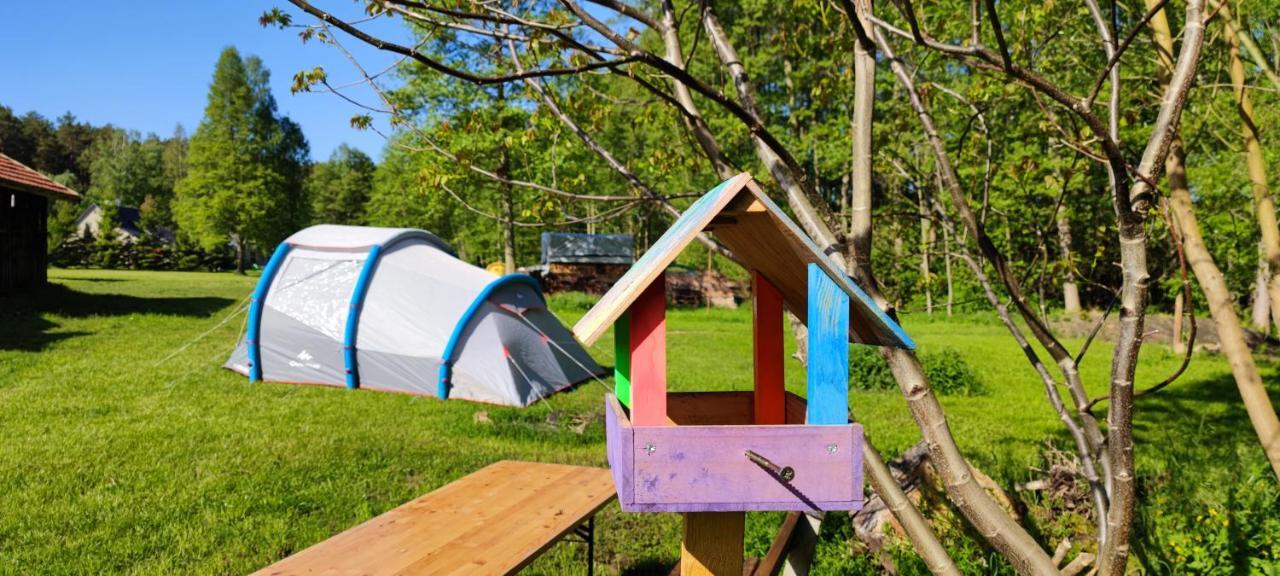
left=1, top=1, right=412, bottom=160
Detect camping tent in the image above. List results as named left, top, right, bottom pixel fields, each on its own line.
left=225, top=225, right=603, bottom=406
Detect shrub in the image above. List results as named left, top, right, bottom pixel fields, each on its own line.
left=51, top=232, right=235, bottom=271
left=849, top=345, right=986, bottom=396
left=849, top=345, right=897, bottom=392
left=923, top=348, right=987, bottom=396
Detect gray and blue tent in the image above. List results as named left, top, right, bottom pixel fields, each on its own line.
left=225, top=225, right=604, bottom=406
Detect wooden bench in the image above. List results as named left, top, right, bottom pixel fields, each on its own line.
left=255, top=460, right=617, bottom=576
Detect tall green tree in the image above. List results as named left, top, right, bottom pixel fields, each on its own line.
left=175, top=47, right=309, bottom=273
left=87, top=130, right=167, bottom=207
left=307, top=143, right=374, bottom=224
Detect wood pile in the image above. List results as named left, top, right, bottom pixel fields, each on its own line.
left=538, top=264, right=741, bottom=308
left=540, top=263, right=631, bottom=295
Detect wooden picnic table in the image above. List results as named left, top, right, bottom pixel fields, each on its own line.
left=254, top=460, right=616, bottom=576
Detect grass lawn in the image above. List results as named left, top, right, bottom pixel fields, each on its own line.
left=2, top=269, right=1277, bottom=574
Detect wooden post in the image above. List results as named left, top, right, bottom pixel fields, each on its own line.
left=753, top=270, right=786, bottom=424
left=615, top=311, right=632, bottom=407
left=629, top=275, right=667, bottom=426
left=679, top=271, right=761, bottom=576
left=806, top=263, right=850, bottom=425
left=681, top=512, right=745, bottom=576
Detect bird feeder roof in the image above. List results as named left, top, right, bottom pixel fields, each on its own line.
left=573, top=173, right=915, bottom=350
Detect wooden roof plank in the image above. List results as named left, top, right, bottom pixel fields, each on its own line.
left=572, top=173, right=913, bottom=350
left=572, top=173, right=753, bottom=345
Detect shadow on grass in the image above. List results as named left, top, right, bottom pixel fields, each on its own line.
left=0, top=281, right=233, bottom=352
left=1126, top=366, right=1280, bottom=574
left=620, top=558, right=676, bottom=576
left=1131, top=364, right=1280, bottom=447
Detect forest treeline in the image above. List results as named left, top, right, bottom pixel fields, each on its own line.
left=2, top=44, right=632, bottom=275
left=5, top=9, right=1274, bottom=320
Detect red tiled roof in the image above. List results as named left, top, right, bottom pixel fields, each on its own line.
left=0, top=153, right=80, bottom=200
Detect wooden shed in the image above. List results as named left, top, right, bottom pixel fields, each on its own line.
left=536, top=232, right=634, bottom=294
left=0, top=153, right=80, bottom=295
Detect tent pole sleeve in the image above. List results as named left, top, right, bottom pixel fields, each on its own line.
left=438, top=274, right=545, bottom=400
left=247, top=242, right=292, bottom=382
left=344, top=244, right=382, bottom=389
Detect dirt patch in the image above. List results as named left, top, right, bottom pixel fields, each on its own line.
left=1051, top=310, right=1278, bottom=354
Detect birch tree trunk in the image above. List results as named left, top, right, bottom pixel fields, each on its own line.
left=848, top=1, right=875, bottom=277
left=918, top=186, right=933, bottom=315
left=873, top=26, right=1111, bottom=569
left=944, top=224, right=954, bottom=316
left=499, top=147, right=516, bottom=272
left=658, top=0, right=734, bottom=180
left=702, top=10, right=839, bottom=253
left=1253, top=250, right=1272, bottom=332
left=1057, top=205, right=1082, bottom=315
left=841, top=3, right=960, bottom=573
left=1223, top=12, right=1280, bottom=333
left=1147, top=0, right=1280, bottom=481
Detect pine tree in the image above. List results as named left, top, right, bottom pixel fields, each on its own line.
left=174, top=46, right=309, bottom=273
left=307, top=143, right=375, bottom=225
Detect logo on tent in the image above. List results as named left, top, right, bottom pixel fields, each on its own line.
left=289, top=349, right=322, bottom=370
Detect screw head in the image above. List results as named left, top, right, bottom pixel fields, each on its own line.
left=643, top=443, right=657, bottom=455
left=826, top=444, right=839, bottom=455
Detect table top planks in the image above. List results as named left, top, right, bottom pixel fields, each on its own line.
left=254, top=460, right=617, bottom=576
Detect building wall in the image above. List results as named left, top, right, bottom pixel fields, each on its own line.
left=74, top=205, right=104, bottom=238
left=0, top=189, right=49, bottom=295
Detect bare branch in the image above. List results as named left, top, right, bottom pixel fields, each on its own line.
left=983, top=0, right=1012, bottom=68
left=290, top=0, right=639, bottom=85
left=583, top=0, right=660, bottom=30
left=1084, top=0, right=1173, bottom=107
left=701, top=6, right=842, bottom=252
left=504, top=36, right=737, bottom=260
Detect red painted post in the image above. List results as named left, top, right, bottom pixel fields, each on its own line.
left=629, top=274, right=668, bottom=426
left=752, top=270, right=785, bottom=425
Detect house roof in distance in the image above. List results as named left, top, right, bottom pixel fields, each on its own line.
left=541, top=232, right=634, bottom=265
left=572, top=172, right=914, bottom=350
left=0, top=153, right=79, bottom=201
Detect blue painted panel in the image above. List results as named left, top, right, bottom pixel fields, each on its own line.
left=343, top=244, right=383, bottom=389
left=807, top=263, right=850, bottom=425
left=437, top=274, right=545, bottom=399
left=246, top=243, right=292, bottom=382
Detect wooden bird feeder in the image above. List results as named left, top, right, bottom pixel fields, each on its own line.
left=574, top=173, right=915, bottom=574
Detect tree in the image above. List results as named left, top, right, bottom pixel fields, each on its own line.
left=1221, top=1, right=1280, bottom=334
left=1153, top=0, right=1280, bottom=480
left=46, top=171, right=84, bottom=253
left=307, top=143, right=375, bottom=224
left=174, top=46, right=310, bottom=273
left=87, top=130, right=168, bottom=208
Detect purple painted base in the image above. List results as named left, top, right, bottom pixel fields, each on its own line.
left=605, top=393, right=865, bottom=513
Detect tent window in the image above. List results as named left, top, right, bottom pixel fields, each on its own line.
left=267, top=256, right=364, bottom=341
